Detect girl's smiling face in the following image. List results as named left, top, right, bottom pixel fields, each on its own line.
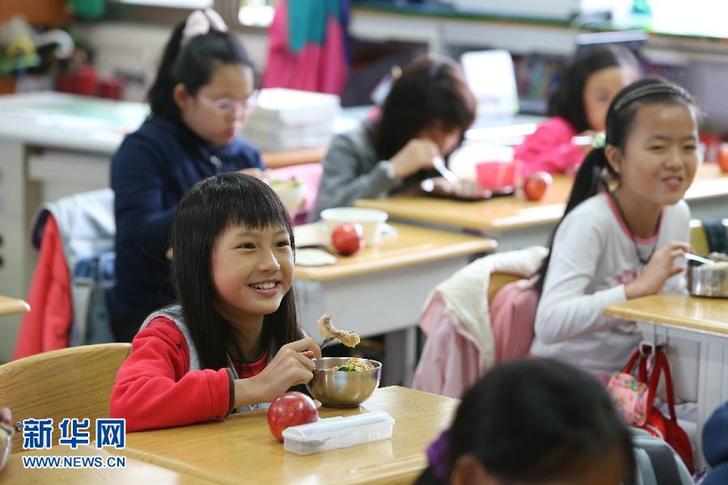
left=175, top=63, right=255, bottom=146
left=584, top=65, right=640, bottom=132
left=608, top=101, right=699, bottom=208
left=211, top=223, right=294, bottom=327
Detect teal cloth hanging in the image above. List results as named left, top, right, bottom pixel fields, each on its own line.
left=287, top=0, right=341, bottom=53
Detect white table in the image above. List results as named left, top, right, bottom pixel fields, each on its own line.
left=293, top=222, right=496, bottom=385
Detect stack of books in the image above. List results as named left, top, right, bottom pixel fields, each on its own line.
left=241, top=88, right=340, bottom=152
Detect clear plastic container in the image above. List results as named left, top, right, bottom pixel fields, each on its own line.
left=282, top=411, right=394, bottom=456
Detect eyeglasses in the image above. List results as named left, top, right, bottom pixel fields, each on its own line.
left=198, top=92, right=258, bottom=116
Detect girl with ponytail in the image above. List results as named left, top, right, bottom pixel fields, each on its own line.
left=110, top=9, right=264, bottom=342
left=531, top=78, right=700, bottom=376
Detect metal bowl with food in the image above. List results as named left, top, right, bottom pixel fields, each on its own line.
left=687, top=259, right=728, bottom=298
left=306, top=357, right=382, bottom=408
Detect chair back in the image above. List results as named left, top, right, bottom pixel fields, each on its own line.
left=488, top=272, right=521, bottom=304
left=690, top=219, right=728, bottom=256
left=0, top=343, right=131, bottom=453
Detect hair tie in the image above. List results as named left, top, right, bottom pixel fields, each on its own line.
left=181, top=8, right=228, bottom=47
left=426, top=430, right=450, bottom=482
left=591, top=132, right=606, bottom=150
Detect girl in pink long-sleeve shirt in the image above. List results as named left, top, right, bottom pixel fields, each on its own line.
left=516, top=45, right=640, bottom=176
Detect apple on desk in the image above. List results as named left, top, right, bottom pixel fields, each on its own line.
left=521, top=171, right=553, bottom=201
left=267, top=391, right=319, bottom=442
left=331, top=222, right=365, bottom=256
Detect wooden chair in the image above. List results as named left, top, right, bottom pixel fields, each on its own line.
left=0, top=343, right=131, bottom=453
left=488, top=272, right=522, bottom=304
left=690, top=219, right=728, bottom=256
left=0, top=296, right=30, bottom=318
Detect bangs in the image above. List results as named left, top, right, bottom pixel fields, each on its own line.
left=224, top=184, right=292, bottom=236
left=174, top=173, right=295, bottom=256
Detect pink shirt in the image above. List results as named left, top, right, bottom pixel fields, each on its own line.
left=514, top=117, right=584, bottom=176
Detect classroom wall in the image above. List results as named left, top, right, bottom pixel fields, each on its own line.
left=74, top=20, right=728, bottom=132
left=73, top=22, right=269, bottom=102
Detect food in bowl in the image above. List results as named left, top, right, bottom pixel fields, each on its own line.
left=270, top=177, right=306, bottom=216
left=307, top=357, right=382, bottom=408
left=317, top=313, right=360, bottom=348
left=331, top=357, right=375, bottom=372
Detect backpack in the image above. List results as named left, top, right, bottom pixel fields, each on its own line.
left=632, top=428, right=693, bottom=485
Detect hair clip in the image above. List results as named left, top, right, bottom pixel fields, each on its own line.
left=592, top=132, right=606, bottom=149
left=181, top=8, right=228, bottom=47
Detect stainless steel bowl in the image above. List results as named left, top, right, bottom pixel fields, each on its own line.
left=688, top=262, right=728, bottom=298
left=306, top=357, right=382, bottom=408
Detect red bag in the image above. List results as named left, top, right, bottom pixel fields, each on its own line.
left=611, top=346, right=694, bottom=473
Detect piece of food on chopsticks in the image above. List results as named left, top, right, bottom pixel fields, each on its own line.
left=317, top=313, right=360, bottom=348
left=333, top=357, right=375, bottom=372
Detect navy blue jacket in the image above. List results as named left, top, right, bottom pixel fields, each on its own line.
left=110, top=116, right=263, bottom=322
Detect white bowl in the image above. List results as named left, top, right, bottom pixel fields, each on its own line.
left=320, top=207, right=388, bottom=246
left=271, top=179, right=307, bottom=217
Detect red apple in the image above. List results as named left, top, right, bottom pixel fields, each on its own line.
left=331, top=222, right=364, bottom=256
left=718, top=143, right=728, bottom=173
left=522, top=171, right=553, bottom=201
left=267, top=391, right=319, bottom=442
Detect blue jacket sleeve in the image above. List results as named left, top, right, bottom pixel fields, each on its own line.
left=111, top=135, right=177, bottom=257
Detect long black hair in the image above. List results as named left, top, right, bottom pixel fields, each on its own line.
left=171, top=173, right=302, bottom=370
left=548, top=44, right=640, bottom=133
left=420, top=358, right=635, bottom=484
left=147, top=13, right=255, bottom=122
left=373, top=55, right=476, bottom=162
left=536, top=78, right=698, bottom=292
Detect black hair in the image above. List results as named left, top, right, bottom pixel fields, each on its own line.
left=444, top=358, right=635, bottom=484
left=171, top=173, right=302, bottom=370
left=147, top=14, right=256, bottom=122
left=536, top=77, right=698, bottom=292
left=548, top=44, right=640, bottom=132
left=373, top=54, right=476, bottom=162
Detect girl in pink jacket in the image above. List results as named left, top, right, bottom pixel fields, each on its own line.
left=516, top=45, right=640, bottom=176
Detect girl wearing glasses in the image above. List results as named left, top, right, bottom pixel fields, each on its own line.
left=110, top=9, right=263, bottom=342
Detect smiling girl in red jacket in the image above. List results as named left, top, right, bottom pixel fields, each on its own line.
left=110, top=173, right=321, bottom=431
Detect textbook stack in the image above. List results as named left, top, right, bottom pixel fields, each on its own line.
left=241, top=88, right=340, bottom=152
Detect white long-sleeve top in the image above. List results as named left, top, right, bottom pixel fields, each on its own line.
left=531, top=192, right=690, bottom=373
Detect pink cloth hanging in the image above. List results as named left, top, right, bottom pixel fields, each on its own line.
left=263, top=0, right=348, bottom=94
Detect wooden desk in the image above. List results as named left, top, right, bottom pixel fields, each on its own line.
left=295, top=222, right=495, bottom=282
left=119, top=386, right=457, bottom=485
left=604, top=294, right=728, bottom=463
left=261, top=147, right=325, bottom=169
left=604, top=294, right=728, bottom=336
left=0, top=296, right=30, bottom=318
left=1, top=447, right=209, bottom=484
left=294, top=223, right=495, bottom=384
left=356, top=164, right=728, bottom=251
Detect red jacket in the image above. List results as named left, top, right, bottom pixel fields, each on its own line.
left=13, top=217, right=72, bottom=359
left=110, top=317, right=266, bottom=432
